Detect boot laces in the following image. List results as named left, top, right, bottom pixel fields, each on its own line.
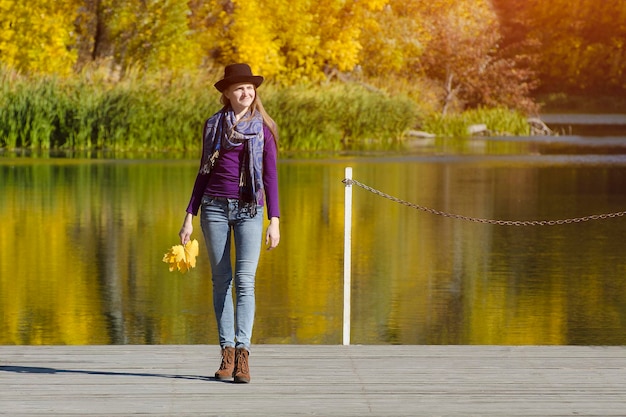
left=237, top=351, right=249, bottom=372
left=219, top=350, right=233, bottom=370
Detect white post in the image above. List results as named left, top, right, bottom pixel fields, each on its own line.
left=343, top=167, right=353, bottom=346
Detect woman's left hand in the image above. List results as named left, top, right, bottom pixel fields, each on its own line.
left=265, top=217, right=280, bottom=250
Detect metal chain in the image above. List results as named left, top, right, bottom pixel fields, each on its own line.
left=343, top=178, right=626, bottom=226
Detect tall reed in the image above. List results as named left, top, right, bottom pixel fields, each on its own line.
left=421, top=107, right=530, bottom=137
left=264, top=83, right=419, bottom=151
left=0, top=68, right=221, bottom=152
left=1, top=66, right=530, bottom=154
left=0, top=67, right=422, bottom=153
left=0, top=73, right=64, bottom=149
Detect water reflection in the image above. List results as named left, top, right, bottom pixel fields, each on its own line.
left=1, top=146, right=626, bottom=345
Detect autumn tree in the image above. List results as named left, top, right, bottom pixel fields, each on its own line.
left=2, top=0, right=583, bottom=114
left=189, top=0, right=281, bottom=78
left=188, top=0, right=387, bottom=83
left=356, top=0, right=538, bottom=114
left=357, top=1, right=429, bottom=77
left=75, top=0, right=202, bottom=75
left=0, top=0, right=80, bottom=75
left=415, top=0, right=538, bottom=113
left=494, top=0, right=626, bottom=95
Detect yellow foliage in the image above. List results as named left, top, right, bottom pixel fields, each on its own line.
left=103, top=0, right=203, bottom=73
left=0, top=0, right=79, bottom=75
left=162, top=239, right=199, bottom=274
left=196, top=0, right=386, bottom=84
left=1, top=0, right=622, bottom=98
left=0, top=0, right=501, bottom=87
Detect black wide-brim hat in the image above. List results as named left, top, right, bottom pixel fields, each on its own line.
left=214, top=63, right=264, bottom=92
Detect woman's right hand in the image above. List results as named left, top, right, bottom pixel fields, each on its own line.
left=179, top=213, right=194, bottom=245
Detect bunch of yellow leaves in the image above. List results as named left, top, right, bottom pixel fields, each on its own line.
left=162, top=239, right=199, bottom=274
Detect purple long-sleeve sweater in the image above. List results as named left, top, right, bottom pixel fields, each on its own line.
left=185, top=125, right=280, bottom=219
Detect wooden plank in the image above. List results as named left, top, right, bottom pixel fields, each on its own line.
left=0, top=345, right=625, bottom=416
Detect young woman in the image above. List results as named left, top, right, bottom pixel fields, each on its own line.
left=179, top=63, right=280, bottom=383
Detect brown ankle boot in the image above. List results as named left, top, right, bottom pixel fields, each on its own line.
left=215, top=347, right=235, bottom=380
left=234, top=348, right=250, bottom=383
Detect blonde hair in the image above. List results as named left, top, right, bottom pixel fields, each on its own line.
left=221, top=87, right=279, bottom=149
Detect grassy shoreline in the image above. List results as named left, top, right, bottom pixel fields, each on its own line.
left=1, top=69, right=532, bottom=154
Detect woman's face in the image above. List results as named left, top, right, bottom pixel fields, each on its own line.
left=225, top=83, right=256, bottom=115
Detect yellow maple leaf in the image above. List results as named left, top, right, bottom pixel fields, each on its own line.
left=184, top=239, right=199, bottom=268
left=162, top=239, right=199, bottom=273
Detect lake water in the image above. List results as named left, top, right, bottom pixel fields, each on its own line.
left=2, top=132, right=626, bottom=345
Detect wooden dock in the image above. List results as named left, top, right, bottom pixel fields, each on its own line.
left=1, top=345, right=625, bottom=416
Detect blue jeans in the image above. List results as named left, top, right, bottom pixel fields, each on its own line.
left=200, top=196, right=264, bottom=351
